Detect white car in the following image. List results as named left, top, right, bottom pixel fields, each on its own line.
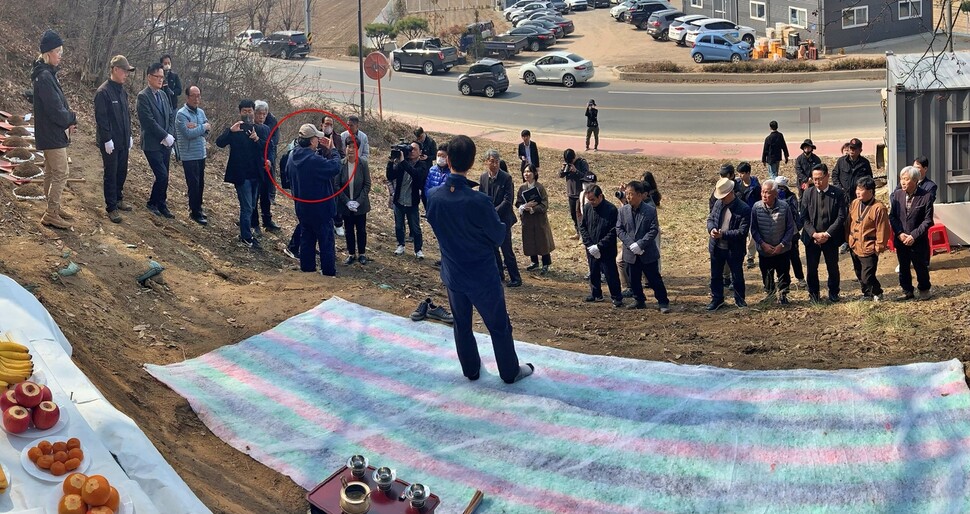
left=519, top=51, right=594, bottom=88
left=565, top=0, right=589, bottom=10
left=668, top=14, right=707, bottom=45
left=610, top=0, right=633, bottom=20
left=508, top=1, right=553, bottom=21
left=504, top=0, right=535, bottom=19
left=235, top=29, right=263, bottom=50
left=684, top=18, right=755, bottom=46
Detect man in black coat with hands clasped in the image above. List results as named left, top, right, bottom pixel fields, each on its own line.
left=799, top=163, right=847, bottom=303
left=580, top=186, right=622, bottom=306
left=480, top=149, right=522, bottom=287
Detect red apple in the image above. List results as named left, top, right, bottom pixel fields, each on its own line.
left=31, top=400, right=60, bottom=430
left=2, top=405, right=30, bottom=433
left=0, top=389, right=19, bottom=411
left=13, top=381, right=42, bottom=408
left=39, top=384, right=52, bottom=403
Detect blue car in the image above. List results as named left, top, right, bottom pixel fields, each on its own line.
left=690, top=33, right=752, bottom=63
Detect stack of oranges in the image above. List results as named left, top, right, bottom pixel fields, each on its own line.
left=26, top=438, right=83, bottom=476
left=58, top=473, right=120, bottom=514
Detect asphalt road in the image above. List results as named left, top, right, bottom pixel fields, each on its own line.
left=281, top=57, right=885, bottom=143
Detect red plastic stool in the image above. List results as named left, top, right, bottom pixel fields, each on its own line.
left=887, top=227, right=895, bottom=252
left=928, top=224, right=951, bottom=255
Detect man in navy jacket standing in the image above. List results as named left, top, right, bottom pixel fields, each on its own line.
left=215, top=99, right=269, bottom=248
left=706, top=177, right=751, bottom=310
left=289, top=124, right=341, bottom=276
left=427, top=135, right=534, bottom=384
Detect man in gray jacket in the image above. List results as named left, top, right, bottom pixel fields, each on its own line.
left=137, top=62, right=177, bottom=218
left=175, top=85, right=210, bottom=225
left=616, top=180, right=670, bottom=313
left=750, top=180, right=796, bottom=305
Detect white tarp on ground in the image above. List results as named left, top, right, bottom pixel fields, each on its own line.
left=0, top=274, right=211, bottom=514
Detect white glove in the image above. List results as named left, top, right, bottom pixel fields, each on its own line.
left=162, top=134, right=175, bottom=147
left=104, top=140, right=114, bottom=155
left=518, top=205, right=527, bottom=215
left=347, top=200, right=360, bottom=212
left=629, top=242, right=643, bottom=255
left=129, top=136, right=133, bottom=149
left=587, top=245, right=601, bottom=259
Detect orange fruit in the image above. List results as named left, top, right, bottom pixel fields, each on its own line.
left=66, top=438, right=81, bottom=450
left=37, top=455, right=54, bottom=469
left=63, top=473, right=87, bottom=495
left=54, top=450, right=69, bottom=463
left=50, top=460, right=67, bottom=476
left=52, top=442, right=68, bottom=453
left=64, top=458, right=81, bottom=471
left=87, top=507, right=113, bottom=514
left=81, top=475, right=111, bottom=506
left=57, top=493, right=86, bottom=514
left=38, top=441, right=53, bottom=454
left=68, top=448, right=83, bottom=460
left=105, top=487, right=120, bottom=511
left=27, top=446, right=43, bottom=462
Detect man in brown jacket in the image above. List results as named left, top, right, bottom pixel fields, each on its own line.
left=845, top=176, right=890, bottom=301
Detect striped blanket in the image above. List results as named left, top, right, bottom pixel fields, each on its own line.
left=146, top=297, right=970, bottom=513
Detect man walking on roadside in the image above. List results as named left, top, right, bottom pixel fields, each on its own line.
left=585, top=99, right=599, bottom=152
left=137, top=62, right=177, bottom=218
left=761, top=120, right=789, bottom=179
left=427, top=135, right=535, bottom=384
left=94, top=55, right=135, bottom=224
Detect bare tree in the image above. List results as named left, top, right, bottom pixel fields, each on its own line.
left=277, top=0, right=302, bottom=31
left=241, top=0, right=268, bottom=30
left=257, top=0, right=275, bottom=34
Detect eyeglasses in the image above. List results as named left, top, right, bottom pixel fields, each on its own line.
left=149, top=73, right=164, bottom=79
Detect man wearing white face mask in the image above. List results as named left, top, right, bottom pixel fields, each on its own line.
left=322, top=116, right=347, bottom=236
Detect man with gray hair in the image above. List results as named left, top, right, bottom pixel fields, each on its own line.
left=251, top=100, right=280, bottom=232
left=341, top=115, right=370, bottom=162
left=750, top=179, right=796, bottom=304
left=480, top=149, right=521, bottom=287
left=889, top=165, right=934, bottom=301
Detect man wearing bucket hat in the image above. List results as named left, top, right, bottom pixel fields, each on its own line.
left=794, top=139, right=821, bottom=191
left=706, top=177, right=751, bottom=310
left=94, top=55, right=135, bottom=223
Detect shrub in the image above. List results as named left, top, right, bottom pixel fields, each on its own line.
left=826, top=57, right=885, bottom=71
left=703, top=60, right=817, bottom=73
left=626, top=60, right=683, bottom=73
left=347, top=44, right=377, bottom=57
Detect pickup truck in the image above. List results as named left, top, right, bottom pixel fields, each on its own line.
left=464, top=35, right=529, bottom=60
left=390, top=38, right=460, bottom=75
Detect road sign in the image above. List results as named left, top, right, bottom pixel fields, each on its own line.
left=364, top=52, right=390, bottom=81
left=800, top=106, right=821, bottom=138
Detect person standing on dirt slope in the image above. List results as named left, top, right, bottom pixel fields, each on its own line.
left=794, top=139, right=820, bottom=192
left=175, top=85, right=211, bottom=226
left=832, top=137, right=872, bottom=255
left=736, top=162, right=761, bottom=269
left=95, top=55, right=135, bottom=224
left=760, top=120, right=788, bottom=180
left=560, top=148, right=589, bottom=240
left=160, top=54, right=182, bottom=110
left=750, top=180, right=796, bottom=305
left=340, top=115, right=370, bottom=162
left=480, top=149, right=521, bottom=286
left=890, top=166, right=934, bottom=302
left=32, top=29, right=77, bottom=230
left=617, top=180, right=670, bottom=313
left=427, top=134, right=535, bottom=385
left=517, top=129, right=540, bottom=173
left=216, top=99, right=270, bottom=249
left=585, top=99, right=599, bottom=152
left=799, top=163, right=846, bottom=304
left=846, top=176, right=890, bottom=302
left=706, top=177, right=751, bottom=311
left=251, top=101, right=281, bottom=233
left=137, top=62, right=177, bottom=218
left=580, top=185, right=622, bottom=307
left=289, top=124, right=341, bottom=275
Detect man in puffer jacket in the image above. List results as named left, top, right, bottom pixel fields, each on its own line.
left=32, top=29, right=77, bottom=229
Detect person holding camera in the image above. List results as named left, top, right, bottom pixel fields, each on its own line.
left=215, top=99, right=270, bottom=248
left=515, top=164, right=555, bottom=275
left=387, top=141, right=426, bottom=259
left=481, top=150, right=522, bottom=287
left=289, top=124, right=341, bottom=275
left=137, top=62, right=177, bottom=218
left=560, top=148, right=590, bottom=240
left=585, top=99, right=599, bottom=152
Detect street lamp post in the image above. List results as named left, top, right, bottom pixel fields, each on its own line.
left=358, top=0, right=366, bottom=119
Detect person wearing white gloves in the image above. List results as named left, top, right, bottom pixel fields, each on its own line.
left=137, top=62, right=177, bottom=218
left=336, top=149, right=371, bottom=265
left=94, top=55, right=135, bottom=223
left=616, top=180, right=670, bottom=312
left=580, top=185, right=623, bottom=307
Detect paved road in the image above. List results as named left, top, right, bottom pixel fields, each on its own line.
left=281, top=57, right=885, bottom=144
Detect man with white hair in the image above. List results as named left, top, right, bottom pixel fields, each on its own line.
left=889, top=166, right=934, bottom=301
left=750, top=179, right=796, bottom=304
left=252, top=100, right=280, bottom=232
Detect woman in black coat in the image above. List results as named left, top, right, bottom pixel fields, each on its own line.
left=337, top=150, right=372, bottom=265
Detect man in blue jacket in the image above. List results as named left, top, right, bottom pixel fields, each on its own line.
left=427, top=135, right=534, bottom=384
left=215, top=99, right=269, bottom=248
left=289, top=124, right=341, bottom=275
left=175, top=85, right=210, bottom=225
left=707, top=177, right=751, bottom=310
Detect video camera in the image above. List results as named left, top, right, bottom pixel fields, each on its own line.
left=390, top=139, right=412, bottom=160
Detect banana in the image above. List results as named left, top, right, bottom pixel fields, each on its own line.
left=0, top=464, right=7, bottom=493
left=0, top=370, right=31, bottom=384
left=0, top=357, right=32, bottom=369
left=0, top=342, right=28, bottom=353
left=0, top=351, right=30, bottom=361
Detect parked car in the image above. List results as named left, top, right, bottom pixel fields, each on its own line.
left=390, top=37, right=459, bottom=75
left=645, top=9, right=684, bottom=40
left=504, top=26, right=557, bottom=51
left=627, top=1, right=675, bottom=30
left=257, top=31, right=310, bottom=59
left=509, top=1, right=555, bottom=22
left=610, top=0, right=635, bottom=21
left=515, top=9, right=560, bottom=25
left=235, top=29, right=263, bottom=50
left=690, top=33, right=753, bottom=63
left=535, top=14, right=576, bottom=34
left=565, top=0, right=589, bottom=10
left=458, top=59, right=510, bottom=98
left=685, top=18, right=756, bottom=46
left=589, top=0, right=611, bottom=7
left=519, top=19, right=565, bottom=38
left=504, top=0, right=536, bottom=19
left=668, top=14, right=707, bottom=46
left=549, top=0, right=572, bottom=14
left=519, top=51, right=594, bottom=87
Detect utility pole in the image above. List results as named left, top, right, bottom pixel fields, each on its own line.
left=358, top=0, right=365, bottom=119
left=305, top=0, right=312, bottom=42
left=946, top=0, right=955, bottom=53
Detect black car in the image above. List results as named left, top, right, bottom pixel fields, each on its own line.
left=504, top=26, right=557, bottom=52
left=457, top=59, right=510, bottom=98
left=589, top=0, right=611, bottom=7
left=258, top=31, right=310, bottom=59
left=519, top=19, right=565, bottom=39
left=646, top=9, right=685, bottom=40
left=628, top=2, right=675, bottom=30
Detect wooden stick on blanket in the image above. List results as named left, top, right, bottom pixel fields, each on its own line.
left=462, top=489, right=484, bottom=514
